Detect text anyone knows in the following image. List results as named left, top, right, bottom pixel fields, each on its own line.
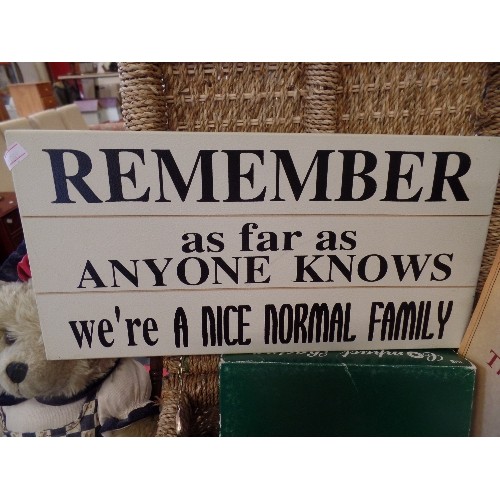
left=8, top=131, right=500, bottom=359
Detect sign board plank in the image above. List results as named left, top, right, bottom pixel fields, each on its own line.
left=5, top=130, right=500, bottom=359
left=24, top=215, right=489, bottom=292
left=37, top=287, right=474, bottom=359
left=9, top=131, right=499, bottom=216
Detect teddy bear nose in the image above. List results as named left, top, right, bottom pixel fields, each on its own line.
left=6, top=362, right=28, bottom=383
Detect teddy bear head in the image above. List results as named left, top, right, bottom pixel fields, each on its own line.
left=0, top=280, right=117, bottom=401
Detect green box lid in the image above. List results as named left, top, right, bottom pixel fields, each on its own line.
left=220, top=349, right=476, bottom=437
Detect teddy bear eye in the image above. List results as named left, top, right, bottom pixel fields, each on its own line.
left=4, top=331, right=16, bottom=345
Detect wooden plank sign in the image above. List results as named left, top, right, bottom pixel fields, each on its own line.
left=5, top=130, right=500, bottom=359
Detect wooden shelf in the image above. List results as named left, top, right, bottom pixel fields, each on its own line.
left=58, top=72, right=118, bottom=81
left=8, top=82, right=57, bottom=117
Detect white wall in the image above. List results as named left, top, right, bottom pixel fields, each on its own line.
left=17, top=63, right=50, bottom=83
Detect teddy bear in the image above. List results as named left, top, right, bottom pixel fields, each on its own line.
left=0, top=279, right=159, bottom=437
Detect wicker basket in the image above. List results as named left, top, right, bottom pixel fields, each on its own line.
left=118, top=62, right=500, bottom=436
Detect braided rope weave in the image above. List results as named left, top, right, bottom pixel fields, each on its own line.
left=335, top=62, right=488, bottom=135
left=118, top=62, right=499, bottom=436
left=119, top=63, right=167, bottom=131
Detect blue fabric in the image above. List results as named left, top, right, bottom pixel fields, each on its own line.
left=0, top=240, right=26, bottom=282
left=99, top=401, right=159, bottom=433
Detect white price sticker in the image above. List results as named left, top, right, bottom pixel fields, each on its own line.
left=4, top=142, right=28, bottom=170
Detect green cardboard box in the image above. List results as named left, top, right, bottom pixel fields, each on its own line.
left=220, top=349, right=476, bottom=436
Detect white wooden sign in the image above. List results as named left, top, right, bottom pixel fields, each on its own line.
left=6, top=130, right=500, bottom=359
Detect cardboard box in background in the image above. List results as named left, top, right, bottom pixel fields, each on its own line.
left=220, top=349, right=476, bottom=437
left=459, top=245, right=500, bottom=436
